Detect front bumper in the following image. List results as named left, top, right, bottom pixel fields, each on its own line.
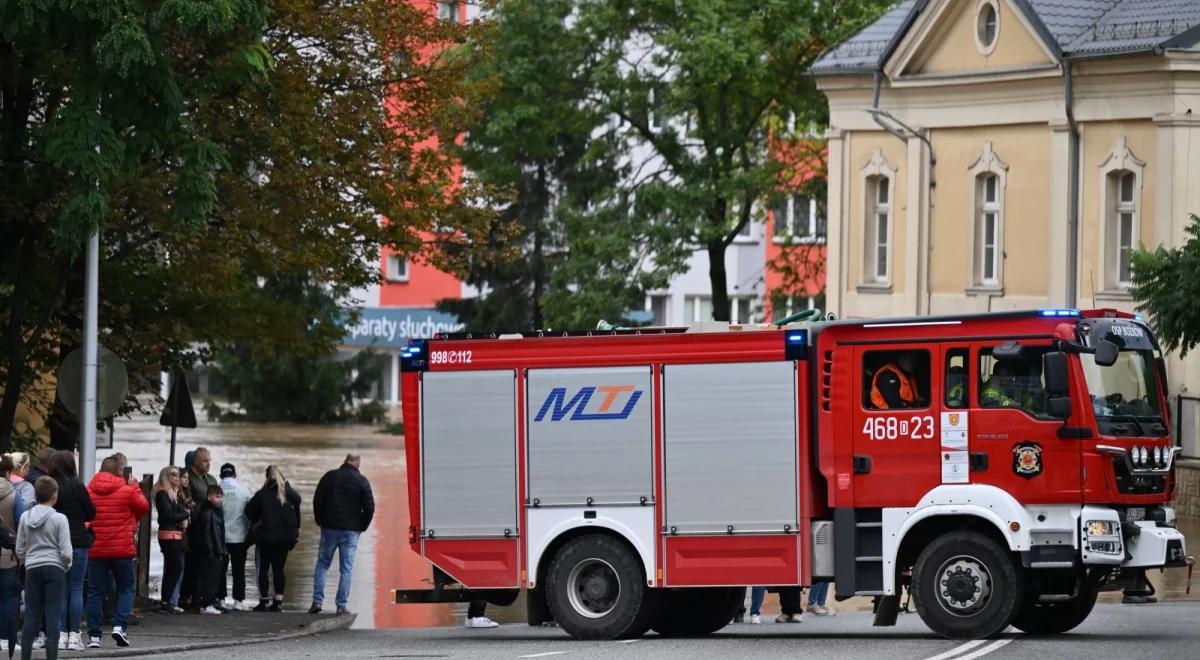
left=1123, top=520, right=1188, bottom=569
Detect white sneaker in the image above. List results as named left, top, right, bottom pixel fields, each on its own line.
left=32, top=633, right=45, bottom=650
left=465, top=616, right=499, bottom=629
left=223, top=597, right=236, bottom=609
left=58, top=634, right=66, bottom=650
left=775, top=613, right=803, bottom=623
left=750, top=614, right=761, bottom=624
left=87, top=636, right=101, bottom=649
left=806, top=604, right=836, bottom=616
left=200, top=605, right=223, bottom=615
left=67, top=632, right=86, bottom=651
left=111, top=626, right=129, bottom=647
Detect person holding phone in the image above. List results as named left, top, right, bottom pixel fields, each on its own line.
left=85, top=457, right=149, bottom=648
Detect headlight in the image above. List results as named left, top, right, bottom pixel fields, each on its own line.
left=1136, top=446, right=1148, bottom=465
left=1087, top=520, right=1117, bottom=537
left=1154, top=446, right=1164, bottom=466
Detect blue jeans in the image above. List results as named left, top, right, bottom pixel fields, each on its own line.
left=749, top=586, right=766, bottom=615
left=0, top=568, right=19, bottom=647
left=86, top=559, right=134, bottom=636
left=808, top=581, right=830, bottom=606
left=60, top=547, right=89, bottom=633
left=312, top=529, right=359, bottom=609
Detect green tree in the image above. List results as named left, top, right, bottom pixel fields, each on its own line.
left=1131, top=214, right=1200, bottom=355
left=577, top=0, right=893, bottom=321
left=444, top=0, right=681, bottom=332
left=213, top=277, right=382, bottom=423
left=0, top=0, right=495, bottom=448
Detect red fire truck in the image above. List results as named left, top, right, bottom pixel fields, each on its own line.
left=394, top=308, right=1188, bottom=640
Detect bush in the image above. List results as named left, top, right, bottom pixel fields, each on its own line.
left=356, top=400, right=388, bottom=425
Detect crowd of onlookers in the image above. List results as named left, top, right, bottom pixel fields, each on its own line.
left=0, top=447, right=375, bottom=659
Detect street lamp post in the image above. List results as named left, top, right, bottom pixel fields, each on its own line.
left=79, top=229, right=99, bottom=484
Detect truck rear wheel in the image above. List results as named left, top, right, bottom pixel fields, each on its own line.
left=545, top=534, right=656, bottom=640
left=912, top=531, right=1021, bottom=639
left=1010, top=585, right=1097, bottom=635
left=651, top=587, right=742, bottom=636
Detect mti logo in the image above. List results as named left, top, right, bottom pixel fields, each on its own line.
left=534, top=385, right=643, bottom=422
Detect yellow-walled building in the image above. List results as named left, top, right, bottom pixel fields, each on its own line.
left=813, top=0, right=1200, bottom=403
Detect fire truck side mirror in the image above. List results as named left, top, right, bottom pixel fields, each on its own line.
left=1046, top=396, right=1072, bottom=420
left=1043, top=351, right=1072, bottom=420
left=1043, top=351, right=1070, bottom=398
left=1093, top=339, right=1120, bottom=367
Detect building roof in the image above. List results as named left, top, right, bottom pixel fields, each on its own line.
left=812, top=0, right=1200, bottom=74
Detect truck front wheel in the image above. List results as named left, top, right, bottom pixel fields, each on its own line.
left=1009, top=585, right=1097, bottom=635
left=912, top=531, right=1021, bottom=639
left=545, top=534, right=657, bottom=640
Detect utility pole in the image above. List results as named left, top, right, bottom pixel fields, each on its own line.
left=79, top=230, right=99, bottom=484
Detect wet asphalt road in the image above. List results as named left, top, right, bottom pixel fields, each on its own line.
left=196, top=600, right=1199, bottom=659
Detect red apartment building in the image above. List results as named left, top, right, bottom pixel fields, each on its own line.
left=763, top=141, right=828, bottom=321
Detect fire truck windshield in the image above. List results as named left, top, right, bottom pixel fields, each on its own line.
left=1081, top=349, right=1166, bottom=436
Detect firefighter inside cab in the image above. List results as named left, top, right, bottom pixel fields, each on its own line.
left=869, top=351, right=926, bottom=409
left=980, top=347, right=1046, bottom=415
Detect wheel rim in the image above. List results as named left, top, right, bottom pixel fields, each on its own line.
left=565, top=558, right=621, bottom=619
left=934, top=554, right=993, bottom=618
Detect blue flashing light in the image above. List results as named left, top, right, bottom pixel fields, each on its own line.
left=784, top=330, right=808, bottom=361
left=1135, top=314, right=1144, bottom=321
left=1038, top=308, right=1080, bottom=318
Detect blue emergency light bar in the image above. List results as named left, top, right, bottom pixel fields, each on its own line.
left=400, top=340, right=429, bottom=372
left=1037, top=308, right=1081, bottom=318
left=784, top=330, right=808, bottom=360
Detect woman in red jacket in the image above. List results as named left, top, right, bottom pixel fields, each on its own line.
left=85, top=457, right=149, bottom=649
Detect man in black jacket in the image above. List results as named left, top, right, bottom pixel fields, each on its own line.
left=308, top=454, right=374, bottom=615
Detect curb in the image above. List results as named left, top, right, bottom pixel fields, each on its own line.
left=81, top=613, right=356, bottom=658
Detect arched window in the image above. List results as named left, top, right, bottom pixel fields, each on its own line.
left=968, top=143, right=1008, bottom=290
left=859, top=149, right=897, bottom=286
left=1097, top=137, right=1144, bottom=291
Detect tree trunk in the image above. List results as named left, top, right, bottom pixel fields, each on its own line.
left=0, top=237, right=37, bottom=452
left=707, top=239, right=731, bottom=322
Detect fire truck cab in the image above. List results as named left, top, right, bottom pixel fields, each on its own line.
left=395, top=308, right=1188, bottom=640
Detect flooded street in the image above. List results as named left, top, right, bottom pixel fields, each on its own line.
left=113, top=408, right=526, bottom=629
left=111, top=408, right=1198, bottom=629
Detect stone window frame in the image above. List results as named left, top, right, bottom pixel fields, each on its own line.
left=859, top=149, right=897, bottom=289
left=1097, top=137, right=1145, bottom=295
left=967, top=142, right=1008, bottom=292
left=974, top=0, right=1000, bottom=56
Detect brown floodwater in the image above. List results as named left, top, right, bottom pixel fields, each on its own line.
left=115, top=408, right=524, bottom=629
left=114, top=409, right=1198, bottom=629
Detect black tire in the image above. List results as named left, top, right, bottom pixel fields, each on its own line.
left=1010, top=585, right=1097, bottom=635
left=545, top=534, right=657, bottom=640
left=912, top=531, right=1022, bottom=639
left=651, top=587, right=743, bottom=636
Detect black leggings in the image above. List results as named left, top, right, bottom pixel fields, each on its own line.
left=257, top=544, right=289, bottom=599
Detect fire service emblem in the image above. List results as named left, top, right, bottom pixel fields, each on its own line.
left=1012, top=442, right=1043, bottom=479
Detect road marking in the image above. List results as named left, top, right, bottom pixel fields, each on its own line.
left=518, top=653, right=566, bottom=658
left=923, top=638, right=1013, bottom=660
left=616, top=639, right=640, bottom=644
left=955, top=639, right=1013, bottom=660
left=924, top=640, right=987, bottom=660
